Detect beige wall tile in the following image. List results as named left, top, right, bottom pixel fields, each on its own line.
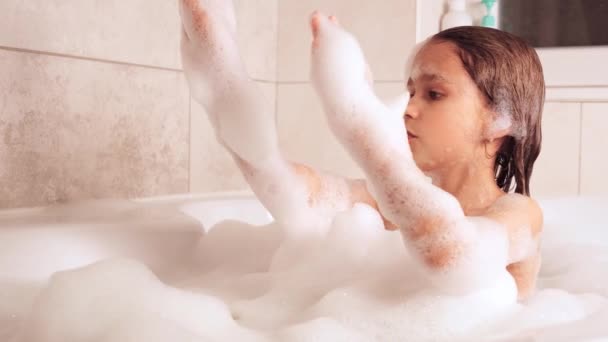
left=580, top=103, right=608, bottom=196
left=189, top=82, right=276, bottom=193
left=0, top=50, right=189, bottom=209
left=530, top=102, right=581, bottom=198
left=234, top=0, right=278, bottom=81
left=374, top=81, right=408, bottom=112
left=276, top=81, right=406, bottom=179
left=0, top=0, right=182, bottom=69
left=0, top=0, right=277, bottom=80
left=277, top=0, right=417, bottom=82
left=276, top=83, right=361, bottom=178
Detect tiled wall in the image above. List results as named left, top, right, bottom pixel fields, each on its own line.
left=531, top=102, right=608, bottom=198
left=1, top=1, right=605, bottom=209
left=0, top=49, right=190, bottom=208
left=273, top=0, right=608, bottom=199
left=534, top=102, right=608, bottom=197
left=276, top=0, right=417, bottom=177
left=0, top=0, right=276, bottom=209
left=580, top=104, right=608, bottom=195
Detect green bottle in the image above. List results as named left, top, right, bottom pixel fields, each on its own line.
left=481, top=0, right=497, bottom=28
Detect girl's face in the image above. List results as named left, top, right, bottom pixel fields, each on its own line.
left=405, top=41, right=490, bottom=172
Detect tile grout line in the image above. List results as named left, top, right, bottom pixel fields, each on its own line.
left=274, top=0, right=280, bottom=134
left=274, top=80, right=608, bottom=88
left=545, top=100, right=608, bottom=104
left=546, top=85, right=608, bottom=89
left=255, top=79, right=276, bottom=84
left=578, top=102, right=583, bottom=195
left=188, top=92, right=193, bottom=193
left=0, top=45, right=183, bottom=73
left=274, top=80, right=407, bottom=85
left=0, top=45, right=279, bottom=84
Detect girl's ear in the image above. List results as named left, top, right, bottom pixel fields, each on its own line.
left=487, top=126, right=511, bottom=142
left=484, top=111, right=512, bottom=142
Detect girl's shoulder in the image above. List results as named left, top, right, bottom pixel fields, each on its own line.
left=486, top=193, right=544, bottom=236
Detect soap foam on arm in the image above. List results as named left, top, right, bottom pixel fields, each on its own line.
left=180, top=0, right=368, bottom=235
left=308, top=12, right=518, bottom=294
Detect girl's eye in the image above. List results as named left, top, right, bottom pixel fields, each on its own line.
left=429, top=90, right=442, bottom=100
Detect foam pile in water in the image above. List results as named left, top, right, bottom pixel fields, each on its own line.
left=15, top=258, right=264, bottom=342
left=3, top=0, right=607, bottom=340
left=2, top=197, right=608, bottom=341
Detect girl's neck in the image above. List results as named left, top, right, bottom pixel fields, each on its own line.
left=427, top=162, right=504, bottom=215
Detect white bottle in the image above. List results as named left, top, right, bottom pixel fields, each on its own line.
left=441, top=0, right=473, bottom=30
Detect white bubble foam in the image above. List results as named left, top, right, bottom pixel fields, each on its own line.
left=3, top=1, right=607, bottom=340
left=276, top=316, right=366, bottom=342
left=180, top=0, right=279, bottom=166
left=308, top=17, right=528, bottom=307
left=309, top=14, right=409, bottom=161
left=2, top=197, right=608, bottom=341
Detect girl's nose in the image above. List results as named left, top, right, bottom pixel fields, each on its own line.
left=404, top=99, right=419, bottom=120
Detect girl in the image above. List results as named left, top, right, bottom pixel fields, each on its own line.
left=179, top=0, right=545, bottom=300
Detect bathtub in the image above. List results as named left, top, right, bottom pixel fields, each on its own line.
left=1, top=193, right=607, bottom=341
left=0, top=192, right=272, bottom=281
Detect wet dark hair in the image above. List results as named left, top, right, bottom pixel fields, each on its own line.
left=430, top=26, right=545, bottom=196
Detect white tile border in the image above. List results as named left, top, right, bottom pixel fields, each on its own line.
left=538, top=47, right=608, bottom=88
left=546, top=87, right=608, bottom=103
